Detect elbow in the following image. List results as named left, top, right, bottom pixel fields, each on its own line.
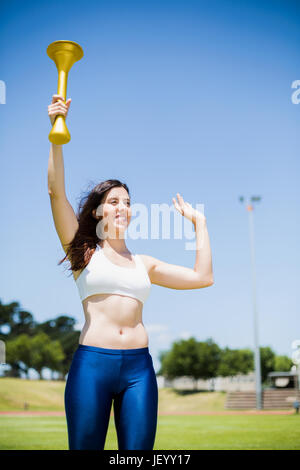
left=201, top=277, right=214, bottom=288
left=193, top=269, right=214, bottom=288
left=48, top=187, right=56, bottom=198
left=48, top=187, right=64, bottom=199
left=48, top=179, right=53, bottom=196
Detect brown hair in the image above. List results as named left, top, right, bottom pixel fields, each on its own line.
left=58, top=179, right=130, bottom=276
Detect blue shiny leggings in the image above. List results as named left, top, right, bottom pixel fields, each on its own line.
left=64, top=344, right=158, bottom=450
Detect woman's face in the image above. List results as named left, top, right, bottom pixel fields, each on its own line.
left=96, top=186, right=131, bottom=238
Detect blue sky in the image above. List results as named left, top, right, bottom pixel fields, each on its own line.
left=0, top=0, right=299, bottom=373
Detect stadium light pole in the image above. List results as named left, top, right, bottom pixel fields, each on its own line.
left=239, top=195, right=263, bottom=410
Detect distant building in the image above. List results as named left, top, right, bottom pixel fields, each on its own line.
left=156, top=372, right=256, bottom=392
left=156, top=370, right=300, bottom=393
left=267, top=371, right=299, bottom=389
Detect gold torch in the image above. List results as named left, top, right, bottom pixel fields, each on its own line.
left=47, top=40, right=84, bottom=145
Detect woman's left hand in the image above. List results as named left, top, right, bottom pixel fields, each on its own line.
left=172, top=193, right=206, bottom=225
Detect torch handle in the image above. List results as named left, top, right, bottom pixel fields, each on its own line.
left=48, top=70, right=70, bottom=145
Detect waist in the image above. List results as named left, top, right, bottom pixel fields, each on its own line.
left=77, top=343, right=149, bottom=355
left=79, top=316, right=148, bottom=350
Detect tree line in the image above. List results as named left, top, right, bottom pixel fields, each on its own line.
left=0, top=299, right=293, bottom=382
left=158, top=337, right=293, bottom=387
left=0, top=300, right=80, bottom=379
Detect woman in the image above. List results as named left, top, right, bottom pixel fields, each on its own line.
left=47, top=94, right=214, bottom=450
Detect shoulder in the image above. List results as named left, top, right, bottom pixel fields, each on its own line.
left=137, top=254, right=160, bottom=275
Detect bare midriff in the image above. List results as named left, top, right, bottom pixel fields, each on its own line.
left=78, top=293, right=148, bottom=349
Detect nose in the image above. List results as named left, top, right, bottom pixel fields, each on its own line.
left=116, top=201, right=129, bottom=214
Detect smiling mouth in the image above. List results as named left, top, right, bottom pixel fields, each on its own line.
left=115, top=216, right=127, bottom=222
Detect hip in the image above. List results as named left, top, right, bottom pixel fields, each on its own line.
left=66, top=343, right=157, bottom=395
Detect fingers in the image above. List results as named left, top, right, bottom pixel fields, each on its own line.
left=48, top=94, right=71, bottom=122
left=172, top=194, right=198, bottom=223
left=176, top=193, right=185, bottom=212
left=172, top=196, right=184, bottom=215
left=51, top=94, right=66, bottom=104
left=176, top=193, right=184, bottom=205
left=172, top=193, right=191, bottom=216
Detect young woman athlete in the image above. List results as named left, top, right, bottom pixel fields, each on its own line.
left=47, top=94, right=214, bottom=450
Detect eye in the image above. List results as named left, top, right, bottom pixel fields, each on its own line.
left=110, top=199, right=130, bottom=206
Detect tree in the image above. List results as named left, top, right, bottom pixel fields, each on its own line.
left=57, top=330, right=80, bottom=379
left=217, top=348, right=253, bottom=377
left=260, top=346, right=276, bottom=384
left=159, top=337, right=222, bottom=389
left=5, top=332, right=65, bottom=379
left=36, top=315, right=77, bottom=339
left=29, top=332, right=65, bottom=379
left=5, top=334, right=32, bottom=378
left=35, top=315, right=80, bottom=378
left=274, top=355, right=293, bottom=372
left=0, top=299, right=15, bottom=333
left=0, top=299, right=37, bottom=341
left=196, top=339, right=222, bottom=380
left=157, top=351, right=169, bottom=376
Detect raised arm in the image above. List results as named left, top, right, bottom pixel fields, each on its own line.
left=48, top=143, right=67, bottom=198
left=47, top=95, right=71, bottom=197
left=141, top=193, right=214, bottom=289
left=47, top=95, right=79, bottom=254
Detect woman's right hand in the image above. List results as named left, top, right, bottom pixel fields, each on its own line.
left=48, top=94, right=71, bottom=126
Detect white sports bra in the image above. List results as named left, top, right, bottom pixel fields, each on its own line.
left=75, top=244, right=151, bottom=304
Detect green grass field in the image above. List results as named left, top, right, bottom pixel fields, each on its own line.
left=1, top=378, right=299, bottom=450
left=0, top=415, right=299, bottom=450
left=0, top=378, right=227, bottom=413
